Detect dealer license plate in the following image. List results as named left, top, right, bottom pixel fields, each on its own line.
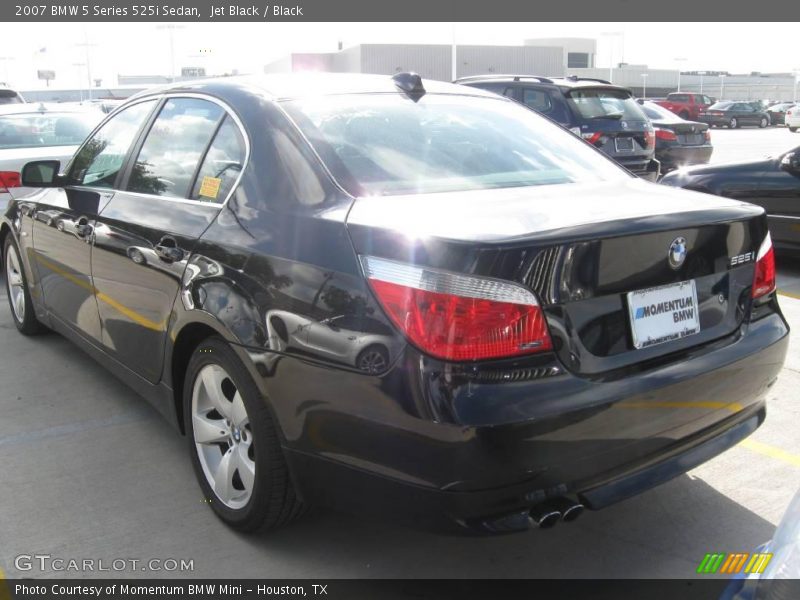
left=627, top=280, right=700, bottom=349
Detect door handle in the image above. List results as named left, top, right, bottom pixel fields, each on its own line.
left=154, top=237, right=185, bottom=263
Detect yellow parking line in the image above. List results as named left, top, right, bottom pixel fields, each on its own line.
left=778, top=290, right=800, bottom=301
left=739, top=439, right=800, bottom=468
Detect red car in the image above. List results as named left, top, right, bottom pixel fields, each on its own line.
left=655, top=92, right=714, bottom=120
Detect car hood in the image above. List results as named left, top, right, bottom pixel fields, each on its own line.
left=346, top=177, right=758, bottom=244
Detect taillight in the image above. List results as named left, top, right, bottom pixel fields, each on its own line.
left=0, top=171, right=21, bottom=194
left=361, top=256, right=553, bottom=361
left=644, top=130, right=656, bottom=148
left=704, top=129, right=711, bottom=142
left=654, top=128, right=677, bottom=141
left=581, top=132, right=603, bottom=145
left=752, top=233, right=776, bottom=299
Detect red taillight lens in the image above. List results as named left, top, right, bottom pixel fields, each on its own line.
left=0, top=171, right=21, bottom=193
left=361, top=256, right=553, bottom=361
left=654, top=128, right=677, bottom=141
left=752, top=233, right=777, bottom=299
left=644, top=130, right=656, bottom=148
left=581, top=132, right=603, bottom=145
left=704, top=129, right=712, bottom=142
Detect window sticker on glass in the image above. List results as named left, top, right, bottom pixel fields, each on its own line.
left=198, top=176, right=222, bottom=199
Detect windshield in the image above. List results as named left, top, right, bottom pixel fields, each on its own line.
left=0, top=111, right=100, bottom=150
left=284, top=93, right=628, bottom=197
left=565, top=88, right=647, bottom=121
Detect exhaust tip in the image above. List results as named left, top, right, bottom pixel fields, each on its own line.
left=561, top=503, right=584, bottom=522
left=529, top=508, right=561, bottom=529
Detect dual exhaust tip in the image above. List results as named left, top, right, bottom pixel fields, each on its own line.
left=529, top=497, right=584, bottom=529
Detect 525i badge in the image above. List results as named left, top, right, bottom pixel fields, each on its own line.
left=730, top=251, right=755, bottom=267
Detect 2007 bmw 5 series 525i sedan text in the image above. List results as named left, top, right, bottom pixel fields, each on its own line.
left=1, top=73, right=789, bottom=534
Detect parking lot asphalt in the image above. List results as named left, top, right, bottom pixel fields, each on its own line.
left=1, top=127, right=799, bottom=580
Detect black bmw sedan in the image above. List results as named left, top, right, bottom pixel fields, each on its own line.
left=639, top=100, right=713, bottom=173
left=698, top=101, right=770, bottom=129
left=2, top=74, right=789, bottom=534
left=661, top=147, right=800, bottom=255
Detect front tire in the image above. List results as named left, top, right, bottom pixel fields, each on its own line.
left=184, top=336, right=304, bottom=532
left=356, top=344, right=389, bottom=374
left=3, top=235, right=46, bottom=335
left=759, top=117, right=768, bottom=128
left=729, top=117, right=739, bottom=129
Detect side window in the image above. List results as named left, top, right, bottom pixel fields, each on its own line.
left=702, top=96, right=712, bottom=105
left=127, top=98, right=223, bottom=198
left=69, top=100, right=157, bottom=188
left=190, top=116, right=246, bottom=203
left=522, top=88, right=553, bottom=114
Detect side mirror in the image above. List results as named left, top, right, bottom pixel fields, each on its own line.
left=780, top=152, right=800, bottom=173
left=21, top=160, right=62, bottom=187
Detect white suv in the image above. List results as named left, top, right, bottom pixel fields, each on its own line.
left=786, top=104, right=800, bottom=132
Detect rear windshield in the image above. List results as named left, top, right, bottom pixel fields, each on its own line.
left=565, top=88, right=648, bottom=122
left=709, top=102, right=734, bottom=110
left=667, top=93, right=690, bottom=102
left=641, top=102, right=680, bottom=121
left=283, top=93, right=628, bottom=197
left=0, top=90, right=24, bottom=105
left=0, top=111, right=100, bottom=149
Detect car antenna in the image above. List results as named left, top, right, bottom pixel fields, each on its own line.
left=392, top=72, right=426, bottom=102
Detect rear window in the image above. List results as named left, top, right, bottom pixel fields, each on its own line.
left=283, top=93, right=628, bottom=197
left=641, top=102, right=679, bottom=121
left=667, top=94, right=690, bottom=103
left=709, top=102, right=734, bottom=110
left=0, top=111, right=101, bottom=150
left=565, top=88, right=648, bottom=122
left=0, top=90, right=24, bottom=105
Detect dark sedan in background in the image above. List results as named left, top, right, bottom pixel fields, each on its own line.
left=661, top=147, right=800, bottom=254
left=699, top=101, right=771, bottom=129
left=2, top=73, right=789, bottom=536
left=767, top=102, right=797, bottom=126
left=639, top=100, right=713, bottom=173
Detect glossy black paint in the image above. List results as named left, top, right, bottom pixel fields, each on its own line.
left=698, top=102, right=771, bottom=129
left=640, top=102, right=713, bottom=172
left=1, top=75, right=790, bottom=531
left=661, top=149, right=800, bottom=253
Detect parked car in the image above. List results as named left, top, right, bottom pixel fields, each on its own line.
left=766, top=102, right=796, bottom=126
left=638, top=100, right=713, bottom=172
left=786, top=105, right=800, bottom=132
left=661, top=147, right=800, bottom=254
left=2, top=74, right=788, bottom=535
left=654, top=92, right=713, bottom=120
left=0, top=86, right=25, bottom=105
left=455, top=74, right=660, bottom=181
left=698, top=101, right=770, bottom=129
left=0, top=103, right=103, bottom=210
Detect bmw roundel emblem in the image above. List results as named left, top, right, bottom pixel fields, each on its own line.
left=668, top=237, right=688, bottom=269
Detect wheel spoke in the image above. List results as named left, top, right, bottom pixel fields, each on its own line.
left=14, top=292, right=25, bottom=319
left=230, top=391, right=248, bottom=428
left=213, top=448, right=235, bottom=504
left=193, top=412, right=229, bottom=445
left=201, top=366, right=231, bottom=419
left=8, top=272, right=22, bottom=287
left=236, top=443, right=255, bottom=492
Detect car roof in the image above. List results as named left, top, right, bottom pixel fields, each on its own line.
left=130, top=73, right=504, bottom=102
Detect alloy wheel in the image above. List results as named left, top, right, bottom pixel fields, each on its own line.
left=191, top=364, right=256, bottom=509
left=358, top=349, right=388, bottom=373
left=5, top=244, right=26, bottom=322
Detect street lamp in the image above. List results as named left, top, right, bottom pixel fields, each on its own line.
left=157, top=24, right=185, bottom=81
left=674, top=57, right=687, bottom=92
left=74, top=30, right=97, bottom=100
left=719, top=74, right=727, bottom=101
left=601, top=31, right=624, bottom=84
left=697, top=71, right=707, bottom=94
left=641, top=73, right=649, bottom=99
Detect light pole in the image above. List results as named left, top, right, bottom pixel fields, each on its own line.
left=794, top=69, right=800, bottom=103
left=674, top=57, right=687, bottom=92
left=157, top=24, right=185, bottom=81
left=74, top=31, right=97, bottom=100
left=641, top=73, right=648, bottom=99
left=719, top=74, right=727, bottom=101
left=601, top=31, right=623, bottom=84
left=698, top=71, right=707, bottom=94
left=72, top=62, right=86, bottom=101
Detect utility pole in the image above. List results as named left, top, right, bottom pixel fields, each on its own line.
left=674, top=57, right=687, bottom=92
left=601, top=32, right=623, bottom=84
left=157, top=24, right=185, bottom=81
left=641, top=73, right=648, bottom=99
left=75, top=31, right=97, bottom=100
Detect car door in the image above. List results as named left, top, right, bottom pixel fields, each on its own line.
left=737, top=103, right=757, bottom=125
left=29, top=99, right=158, bottom=342
left=90, top=96, right=247, bottom=383
left=754, top=149, right=800, bottom=248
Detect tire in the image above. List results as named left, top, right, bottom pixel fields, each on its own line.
left=759, top=117, right=768, bottom=128
left=678, top=111, right=689, bottom=120
left=184, top=336, right=305, bottom=532
left=790, top=127, right=798, bottom=133
left=356, top=344, right=389, bottom=374
left=3, top=235, right=46, bottom=335
left=729, top=118, right=739, bottom=129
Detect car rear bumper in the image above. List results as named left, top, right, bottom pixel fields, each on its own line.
left=699, top=116, right=733, bottom=126
left=246, top=309, right=789, bottom=533
left=658, top=144, right=714, bottom=171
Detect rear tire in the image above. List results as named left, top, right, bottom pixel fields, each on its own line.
left=184, top=336, right=305, bottom=532
left=3, top=235, right=46, bottom=335
left=790, top=127, right=798, bottom=133
left=356, top=344, right=389, bottom=374
left=729, top=117, right=739, bottom=129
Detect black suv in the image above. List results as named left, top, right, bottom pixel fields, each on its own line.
left=456, top=75, right=660, bottom=181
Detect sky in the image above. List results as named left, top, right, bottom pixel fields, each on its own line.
left=1, top=22, right=799, bottom=90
